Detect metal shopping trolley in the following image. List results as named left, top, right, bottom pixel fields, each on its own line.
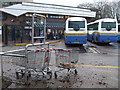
left=13, top=48, right=52, bottom=81
left=53, top=48, right=79, bottom=79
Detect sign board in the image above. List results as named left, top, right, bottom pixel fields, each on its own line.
left=48, top=29, right=51, bottom=33
left=24, top=26, right=32, bottom=29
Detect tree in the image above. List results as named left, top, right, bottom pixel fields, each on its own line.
left=78, top=0, right=120, bottom=21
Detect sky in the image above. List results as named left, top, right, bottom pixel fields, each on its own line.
left=33, top=0, right=115, bottom=7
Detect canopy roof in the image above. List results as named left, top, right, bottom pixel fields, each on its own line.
left=0, top=2, right=96, bottom=17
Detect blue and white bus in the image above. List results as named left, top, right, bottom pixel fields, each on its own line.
left=87, top=18, right=118, bottom=43
left=64, top=17, right=87, bottom=45
left=117, top=23, right=120, bottom=42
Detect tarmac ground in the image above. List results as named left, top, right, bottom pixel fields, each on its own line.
left=0, top=40, right=119, bottom=89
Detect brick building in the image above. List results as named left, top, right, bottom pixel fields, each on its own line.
left=0, top=2, right=96, bottom=45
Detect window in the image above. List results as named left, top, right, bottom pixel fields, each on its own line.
left=0, top=14, right=7, bottom=20
left=93, top=23, right=99, bottom=30
left=87, top=23, right=99, bottom=31
left=87, top=24, right=93, bottom=31
left=101, top=22, right=116, bottom=28
left=68, top=21, right=85, bottom=28
left=68, top=21, right=85, bottom=31
left=2, top=2, right=10, bottom=6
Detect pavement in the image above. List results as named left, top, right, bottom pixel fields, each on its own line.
left=0, top=40, right=119, bottom=89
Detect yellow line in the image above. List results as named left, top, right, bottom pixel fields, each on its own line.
left=49, top=63, right=120, bottom=68
left=2, top=61, right=120, bottom=68
left=48, top=39, right=64, bottom=44
left=16, top=43, right=29, bottom=46
left=15, top=40, right=64, bottom=46
left=74, top=64, right=120, bottom=68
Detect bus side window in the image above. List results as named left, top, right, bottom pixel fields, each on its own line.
left=93, top=23, right=98, bottom=30
left=88, top=24, right=94, bottom=31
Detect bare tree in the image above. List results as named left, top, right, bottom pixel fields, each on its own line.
left=78, top=3, right=94, bottom=9
left=78, top=0, right=120, bottom=21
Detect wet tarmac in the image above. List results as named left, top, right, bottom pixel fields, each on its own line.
left=0, top=41, right=119, bottom=88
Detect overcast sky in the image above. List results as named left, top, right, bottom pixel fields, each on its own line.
left=33, top=0, right=115, bottom=7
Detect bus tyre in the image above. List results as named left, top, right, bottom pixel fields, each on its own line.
left=92, top=37, right=94, bottom=43
left=79, top=44, right=83, bottom=46
left=65, top=43, right=68, bottom=45
left=96, top=37, right=98, bottom=42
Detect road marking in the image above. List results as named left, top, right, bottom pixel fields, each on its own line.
left=106, top=53, right=120, bottom=55
left=49, top=63, right=120, bottom=68
left=48, top=39, right=64, bottom=44
left=15, top=39, right=64, bottom=46
left=1, top=61, right=120, bottom=68
left=74, top=64, right=120, bottom=68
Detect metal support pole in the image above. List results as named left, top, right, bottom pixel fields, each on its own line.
left=0, top=55, right=3, bottom=88
left=32, top=13, right=35, bottom=44
left=24, top=46, right=28, bottom=84
left=44, top=16, right=46, bottom=44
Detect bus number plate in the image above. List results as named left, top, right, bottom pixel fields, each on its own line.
left=74, top=41, right=79, bottom=43
left=106, top=40, right=110, bottom=41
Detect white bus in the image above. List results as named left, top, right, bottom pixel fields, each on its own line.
left=64, top=17, right=87, bottom=45
left=87, top=18, right=118, bottom=43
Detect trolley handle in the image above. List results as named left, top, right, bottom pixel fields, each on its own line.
left=36, top=50, right=42, bottom=52
left=52, top=48, right=71, bottom=52
left=47, top=49, right=52, bottom=52
left=36, top=48, right=53, bottom=52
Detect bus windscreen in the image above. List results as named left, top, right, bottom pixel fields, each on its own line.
left=101, top=22, right=116, bottom=28
left=68, top=21, right=85, bottom=28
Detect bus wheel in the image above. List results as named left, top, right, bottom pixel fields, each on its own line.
left=92, top=37, right=95, bottom=43
left=65, top=43, right=68, bottom=45
left=106, top=43, right=109, bottom=45
left=96, top=37, right=98, bottom=42
left=79, top=44, right=83, bottom=46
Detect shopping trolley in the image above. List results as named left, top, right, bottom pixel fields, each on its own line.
left=13, top=48, right=52, bottom=81
left=53, top=48, right=79, bottom=79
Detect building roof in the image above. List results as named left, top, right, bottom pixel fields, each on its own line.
left=0, top=2, right=96, bottom=17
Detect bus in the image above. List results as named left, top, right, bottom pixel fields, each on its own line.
left=117, top=23, right=120, bottom=42
left=87, top=18, right=118, bottom=43
left=64, top=17, right=87, bottom=45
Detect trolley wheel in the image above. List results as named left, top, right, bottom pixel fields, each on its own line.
left=28, top=71, right=31, bottom=77
left=68, top=68, right=70, bottom=72
left=43, top=75, right=47, bottom=81
left=74, top=69, right=78, bottom=75
left=65, top=75, right=70, bottom=81
left=54, top=72, right=57, bottom=79
left=21, top=70, right=25, bottom=77
left=16, top=72, right=19, bottom=79
left=47, top=71, right=52, bottom=80
left=25, top=82, right=30, bottom=86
